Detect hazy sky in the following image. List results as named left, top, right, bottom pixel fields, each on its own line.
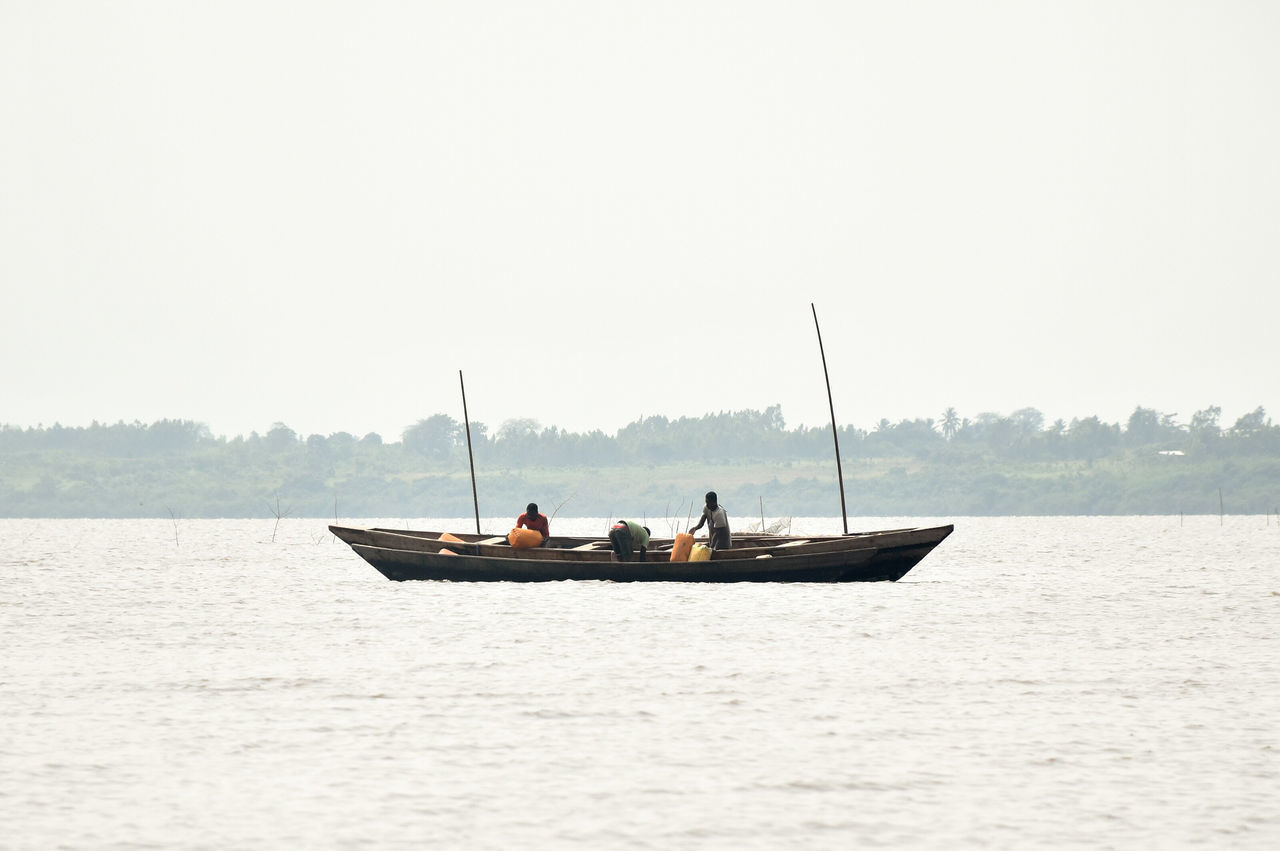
left=3, top=1, right=1277, bottom=441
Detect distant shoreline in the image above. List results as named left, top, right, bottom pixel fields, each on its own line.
left=5, top=408, right=1277, bottom=518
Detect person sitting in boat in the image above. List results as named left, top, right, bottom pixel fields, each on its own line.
left=608, top=520, right=650, bottom=562
left=689, top=491, right=731, bottom=550
left=516, top=502, right=550, bottom=545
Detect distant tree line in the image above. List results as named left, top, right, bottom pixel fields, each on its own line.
left=4, top=403, right=1276, bottom=462
left=395, top=403, right=1280, bottom=464
left=2, top=404, right=1277, bottom=517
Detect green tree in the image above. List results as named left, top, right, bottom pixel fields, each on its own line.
left=265, top=423, right=299, bottom=451
left=1068, top=415, right=1118, bottom=461
left=1229, top=406, right=1268, bottom=438
left=403, top=414, right=462, bottom=460
left=1125, top=406, right=1162, bottom=447
left=497, top=418, right=540, bottom=441
left=1189, top=405, right=1222, bottom=451
left=941, top=407, right=960, bottom=441
left=493, top=418, right=541, bottom=462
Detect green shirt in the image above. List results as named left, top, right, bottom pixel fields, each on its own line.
left=622, top=521, right=650, bottom=549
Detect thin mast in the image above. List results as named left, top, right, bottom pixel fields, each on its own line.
left=811, top=303, right=849, bottom=535
left=459, top=369, right=481, bottom=534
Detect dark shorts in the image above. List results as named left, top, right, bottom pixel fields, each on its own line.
left=710, top=526, right=731, bottom=550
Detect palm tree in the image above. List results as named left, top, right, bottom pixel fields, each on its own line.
left=941, top=407, right=960, bottom=441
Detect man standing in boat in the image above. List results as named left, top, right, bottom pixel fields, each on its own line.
left=516, top=502, right=550, bottom=545
left=689, top=491, right=731, bottom=550
left=608, top=520, right=650, bottom=561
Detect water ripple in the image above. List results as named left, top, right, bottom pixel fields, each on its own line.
left=2, top=515, right=1278, bottom=848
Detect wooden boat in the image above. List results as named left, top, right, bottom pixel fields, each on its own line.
left=329, top=523, right=953, bottom=583
left=347, top=542, right=882, bottom=582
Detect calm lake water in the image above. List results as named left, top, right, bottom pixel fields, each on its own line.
left=3, top=515, right=1278, bottom=849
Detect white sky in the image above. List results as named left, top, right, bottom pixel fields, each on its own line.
left=3, top=1, right=1277, bottom=440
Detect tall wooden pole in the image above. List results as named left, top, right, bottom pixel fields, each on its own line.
left=812, top=303, right=849, bottom=535
left=460, top=370, right=481, bottom=534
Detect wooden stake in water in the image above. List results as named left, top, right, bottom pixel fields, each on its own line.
left=811, top=303, right=849, bottom=535
left=1219, top=488, right=1224, bottom=526
left=460, top=369, right=481, bottom=535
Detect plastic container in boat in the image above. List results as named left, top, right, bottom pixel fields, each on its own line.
left=508, top=528, right=543, bottom=548
left=669, top=532, right=694, bottom=562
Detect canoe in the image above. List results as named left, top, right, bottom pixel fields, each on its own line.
left=348, top=541, right=881, bottom=583
left=330, top=523, right=953, bottom=583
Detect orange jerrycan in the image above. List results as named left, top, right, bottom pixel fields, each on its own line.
left=508, top=527, right=543, bottom=548
left=670, top=532, right=694, bottom=562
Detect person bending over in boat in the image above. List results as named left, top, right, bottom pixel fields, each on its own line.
left=516, top=502, right=550, bottom=545
left=689, top=491, right=731, bottom=550
left=608, top=521, right=651, bottom=562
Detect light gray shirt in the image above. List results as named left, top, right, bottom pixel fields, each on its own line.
left=700, top=504, right=730, bottom=547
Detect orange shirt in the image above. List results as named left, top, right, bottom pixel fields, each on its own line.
left=516, top=512, right=549, bottom=539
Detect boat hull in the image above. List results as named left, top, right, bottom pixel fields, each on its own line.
left=350, top=543, right=884, bottom=583
left=329, top=523, right=953, bottom=582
